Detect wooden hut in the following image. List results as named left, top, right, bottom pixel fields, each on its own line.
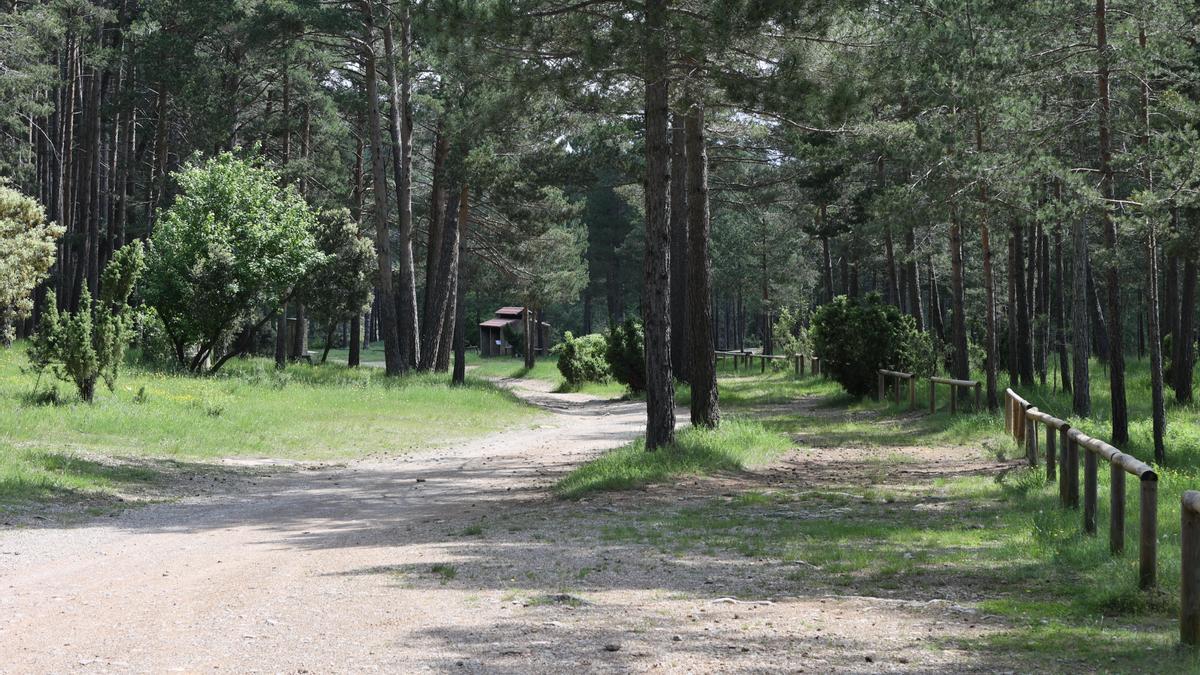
left=478, top=307, right=551, bottom=357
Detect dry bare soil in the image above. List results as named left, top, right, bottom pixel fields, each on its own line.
left=0, top=379, right=1031, bottom=673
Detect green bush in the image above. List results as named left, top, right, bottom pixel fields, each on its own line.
left=811, top=293, right=917, bottom=398
left=555, top=331, right=609, bottom=385
left=29, top=242, right=145, bottom=402
left=605, top=318, right=646, bottom=393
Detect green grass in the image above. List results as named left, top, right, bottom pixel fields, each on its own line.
left=554, top=419, right=791, bottom=499
left=0, top=342, right=539, bottom=509
left=466, top=352, right=630, bottom=398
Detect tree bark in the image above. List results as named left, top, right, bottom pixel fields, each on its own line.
left=685, top=95, right=718, bottom=428
left=419, top=187, right=461, bottom=371
left=820, top=226, right=834, bottom=304
left=1072, top=216, right=1092, bottom=416
left=904, top=226, right=922, bottom=332
left=1177, top=257, right=1197, bottom=404
left=1096, top=0, right=1128, bottom=443
left=949, top=212, right=969, bottom=381
left=349, top=315, right=361, bottom=367
left=423, top=121, right=449, bottom=339
left=1052, top=226, right=1071, bottom=394
left=641, top=0, right=676, bottom=450
left=669, top=114, right=689, bottom=383
left=384, top=13, right=419, bottom=370
left=362, top=9, right=402, bottom=377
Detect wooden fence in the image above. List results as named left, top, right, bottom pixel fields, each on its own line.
left=929, top=376, right=981, bottom=414
left=1182, top=491, right=1200, bottom=645
left=877, top=369, right=916, bottom=409
left=1004, top=388, right=1158, bottom=591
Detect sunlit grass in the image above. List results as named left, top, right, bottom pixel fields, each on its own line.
left=554, top=419, right=790, bottom=499
left=0, top=342, right=540, bottom=508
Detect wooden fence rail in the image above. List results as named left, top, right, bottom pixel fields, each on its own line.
left=877, top=369, right=916, bottom=409
left=1008, top=390, right=1158, bottom=591
left=929, top=376, right=981, bottom=414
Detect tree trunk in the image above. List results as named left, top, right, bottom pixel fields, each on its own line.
left=349, top=315, right=361, bottom=367
left=641, top=0, right=676, bottom=450
left=452, top=224, right=468, bottom=385
left=669, top=114, right=689, bottom=383
left=437, top=186, right=468, bottom=371
left=384, top=14, right=419, bottom=370
left=1096, top=0, right=1128, bottom=443
left=419, top=187, right=461, bottom=371
left=904, top=227, right=922, bottom=332
left=949, top=213, right=969, bottom=381
left=928, top=256, right=945, bottom=344
left=423, top=121, right=449, bottom=339
left=362, top=10, right=402, bottom=377
left=685, top=96, right=718, bottom=428
left=275, top=306, right=288, bottom=369
left=1176, top=257, right=1197, bottom=404
left=1140, top=24, right=1166, bottom=460
left=1072, top=217, right=1091, bottom=416
left=1052, top=225, right=1071, bottom=394
left=820, top=220, right=833, bottom=303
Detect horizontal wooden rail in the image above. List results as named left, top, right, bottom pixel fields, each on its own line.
left=877, top=369, right=916, bottom=409
left=930, top=377, right=981, bottom=414
left=1012, top=392, right=1158, bottom=593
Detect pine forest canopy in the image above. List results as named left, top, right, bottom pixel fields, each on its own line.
left=0, top=0, right=1198, bottom=451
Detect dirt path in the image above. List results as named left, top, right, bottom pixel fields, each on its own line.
left=0, top=382, right=1011, bottom=673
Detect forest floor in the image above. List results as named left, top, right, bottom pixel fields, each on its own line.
left=1, top=370, right=1196, bottom=672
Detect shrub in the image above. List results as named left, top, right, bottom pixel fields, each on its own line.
left=605, top=318, right=646, bottom=393
left=811, top=293, right=917, bottom=398
left=29, top=242, right=145, bottom=402
left=771, top=307, right=810, bottom=371
left=555, top=331, right=609, bottom=385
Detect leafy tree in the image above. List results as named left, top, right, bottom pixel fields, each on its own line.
left=142, top=153, right=321, bottom=374
left=811, top=293, right=917, bottom=398
left=29, top=242, right=145, bottom=402
left=298, top=211, right=377, bottom=364
left=0, top=184, right=63, bottom=344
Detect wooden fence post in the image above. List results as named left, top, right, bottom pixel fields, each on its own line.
left=1084, top=446, right=1097, bottom=534
left=1111, top=463, right=1125, bottom=555
left=1025, top=409, right=1037, bottom=467
left=894, top=376, right=902, bottom=406
left=1140, top=475, right=1157, bottom=590
left=1004, top=391, right=1011, bottom=436
left=929, top=380, right=936, bottom=414
left=760, top=355, right=766, bottom=374
left=1045, top=422, right=1056, bottom=482
left=794, top=354, right=801, bottom=376
left=878, top=371, right=885, bottom=401
left=908, top=377, right=916, bottom=409
left=1065, top=429, right=1079, bottom=509
left=1182, top=492, right=1200, bottom=645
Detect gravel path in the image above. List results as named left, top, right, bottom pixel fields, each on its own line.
left=0, top=381, right=1004, bottom=673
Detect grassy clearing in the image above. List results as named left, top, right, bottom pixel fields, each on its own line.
left=0, top=343, right=539, bottom=509
left=554, top=419, right=791, bottom=499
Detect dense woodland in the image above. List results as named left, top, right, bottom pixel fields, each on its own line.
left=1, top=0, right=1199, bottom=451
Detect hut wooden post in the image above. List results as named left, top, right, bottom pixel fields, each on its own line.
left=1111, top=463, right=1125, bottom=555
